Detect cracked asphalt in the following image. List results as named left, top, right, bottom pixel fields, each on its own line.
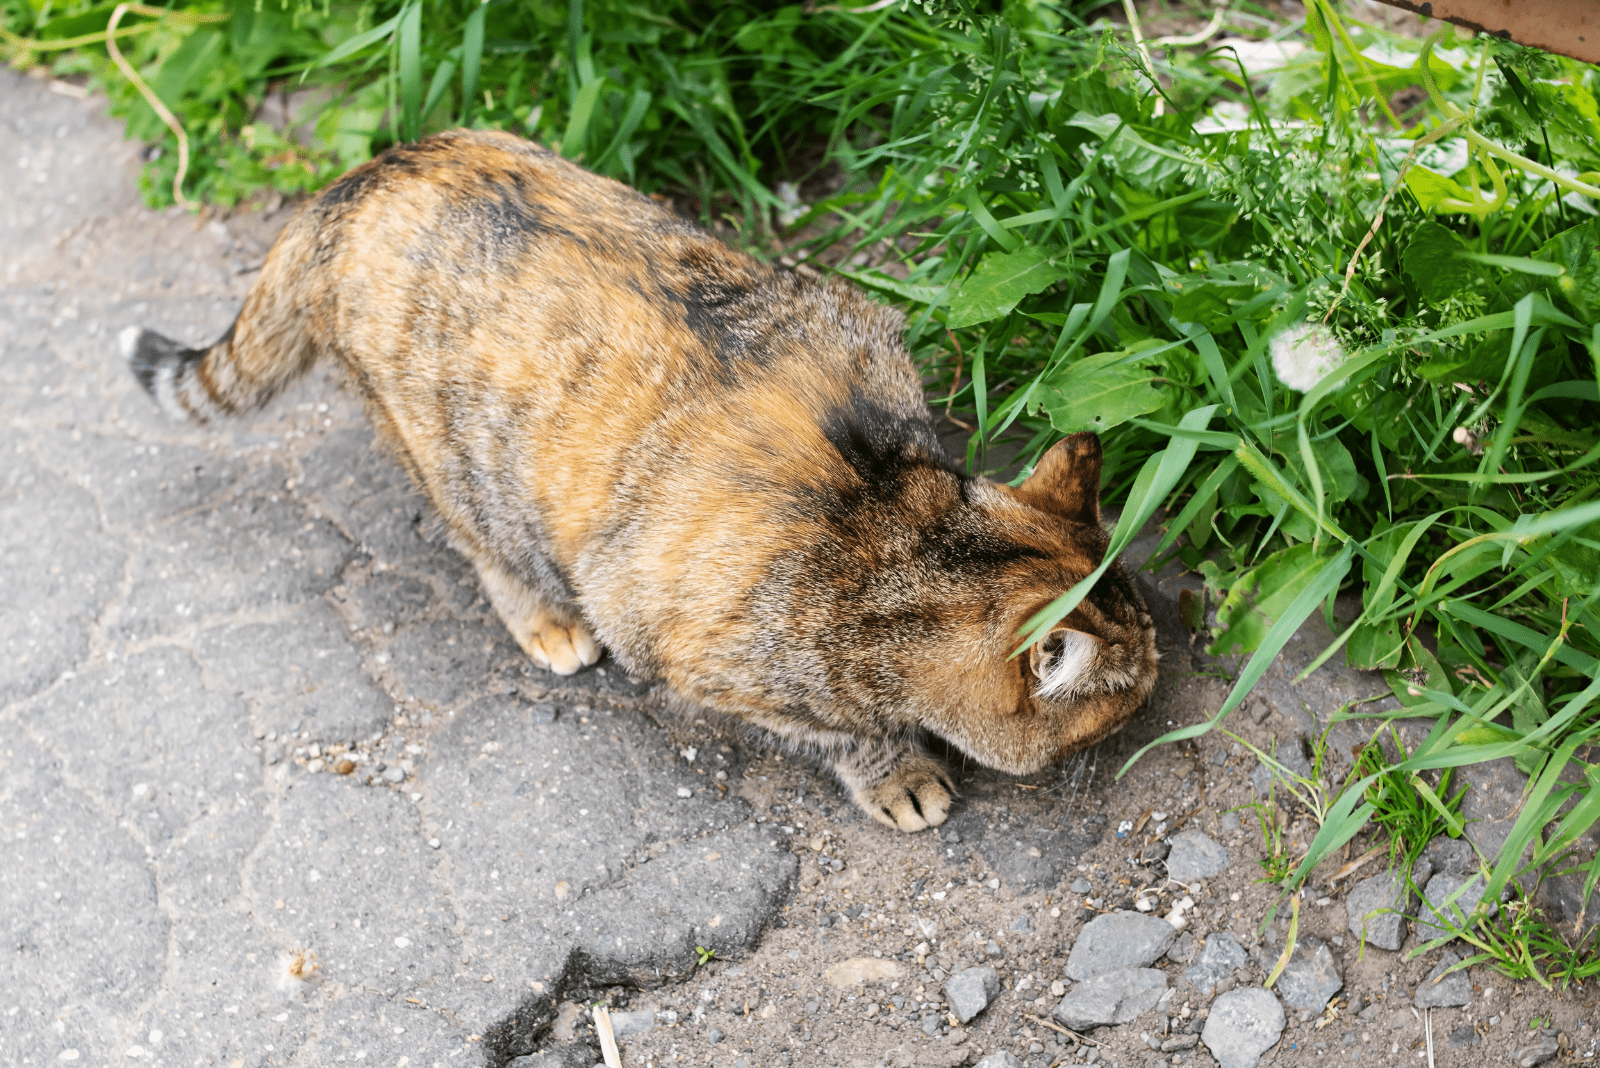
left=1, top=70, right=796, bottom=1066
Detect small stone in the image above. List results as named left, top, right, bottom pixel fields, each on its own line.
left=1413, top=950, right=1471, bottom=1009
left=1070, top=877, right=1092, bottom=894
left=1009, top=914, right=1035, bottom=934
left=1346, top=867, right=1424, bottom=951
left=1419, top=873, right=1496, bottom=933
left=1166, top=831, right=1230, bottom=884
left=428, top=837, right=440, bottom=849
left=1511, top=1034, right=1560, bottom=1068
left=824, top=957, right=903, bottom=988
left=334, top=758, right=356, bottom=775
left=921, top=1013, right=941, bottom=1037
left=609, top=1010, right=655, bottom=1037
left=972, top=1053, right=1024, bottom=1068
left=944, top=966, right=1001, bottom=1023
left=1420, top=835, right=1475, bottom=876
left=1202, top=988, right=1286, bottom=1068
left=1067, top=911, right=1178, bottom=980
left=1274, top=936, right=1342, bottom=1012
left=1179, top=933, right=1248, bottom=1001
left=305, top=758, right=325, bottom=774
left=1049, top=980, right=1066, bottom=997
left=1162, top=1034, right=1199, bottom=1052
left=1052, top=968, right=1167, bottom=1030
left=1447, top=1025, right=1480, bottom=1049
left=1167, top=932, right=1197, bottom=964
left=1142, top=840, right=1171, bottom=862
left=382, top=766, right=405, bottom=783
left=1220, top=811, right=1242, bottom=832
left=706, top=1028, right=723, bottom=1046
left=676, top=786, right=693, bottom=798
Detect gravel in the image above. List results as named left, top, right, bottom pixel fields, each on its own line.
left=1165, top=830, right=1230, bottom=884
left=1413, top=950, right=1472, bottom=1008
left=1512, top=1033, right=1561, bottom=1067
left=1419, top=872, right=1497, bottom=933
left=972, top=1053, right=1024, bottom=1068
left=944, top=966, right=1001, bottom=1023
left=1273, top=936, right=1343, bottom=1012
left=1051, top=968, right=1168, bottom=1030
left=1066, top=911, right=1179, bottom=980
left=1202, top=987, right=1286, bottom=1068
left=1345, top=865, right=1426, bottom=951
left=1179, top=932, right=1248, bottom=1000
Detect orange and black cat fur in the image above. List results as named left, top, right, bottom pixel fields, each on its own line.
left=123, top=129, right=1159, bottom=832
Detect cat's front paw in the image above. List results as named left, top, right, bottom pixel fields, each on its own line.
left=523, top=610, right=602, bottom=675
left=856, top=756, right=956, bottom=833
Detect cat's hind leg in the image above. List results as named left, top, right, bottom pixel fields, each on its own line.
left=472, top=558, right=601, bottom=676
left=831, top=735, right=957, bottom=833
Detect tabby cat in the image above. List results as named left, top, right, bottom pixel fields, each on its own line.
left=122, top=129, right=1159, bottom=832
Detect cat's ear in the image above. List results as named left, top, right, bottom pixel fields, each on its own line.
left=1016, top=432, right=1102, bottom=525
left=1029, top=626, right=1104, bottom=699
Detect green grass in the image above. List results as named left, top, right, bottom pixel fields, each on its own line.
left=7, top=0, right=1600, bottom=975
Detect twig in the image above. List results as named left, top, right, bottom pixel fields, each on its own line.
left=1025, top=1012, right=1099, bottom=1046
left=105, top=3, right=197, bottom=210
left=593, top=1005, right=622, bottom=1068
left=1326, top=844, right=1386, bottom=888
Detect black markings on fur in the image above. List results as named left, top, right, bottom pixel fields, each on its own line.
left=127, top=329, right=204, bottom=398
left=906, top=788, right=924, bottom=820
left=881, top=806, right=895, bottom=822
left=820, top=391, right=956, bottom=498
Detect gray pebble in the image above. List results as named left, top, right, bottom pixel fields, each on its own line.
left=1066, top=911, right=1177, bottom=980
left=973, top=1051, right=1024, bottom=1068
left=382, top=766, right=406, bottom=783
left=1180, top=932, right=1247, bottom=1000
left=609, top=1010, right=655, bottom=1037
left=1220, top=811, right=1242, bottom=832
left=706, top=1028, right=723, bottom=1045
left=1009, top=914, right=1035, bottom=934
left=921, top=1013, right=941, bottom=1037
left=1346, top=863, right=1429, bottom=951
left=1413, top=950, right=1472, bottom=1008
left=944, top=966, right=1000, bottom=1023
left=1052, top=967, right=1167, bottom=1030
left=1512, top=1033, right=1560, bottom=1067
left=1166, top=830, right=1230, bottom=884
left=1274, top=936, right=1343, bottom=1012
left=1202, top=987, right=1286, bottom=1068
left=1419, top=872, right=1496, bottom=933
left=1070, top=877, right=1092, bottom=894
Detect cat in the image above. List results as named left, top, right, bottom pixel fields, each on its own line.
left=121, top=128, right=1159, bottom=832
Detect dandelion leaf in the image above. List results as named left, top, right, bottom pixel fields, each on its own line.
left=947, top=248, right=1068, bottom=328
left=1206, top=543, right=1332, bottom=656
left=1033, top=352, right=1164, bottom=435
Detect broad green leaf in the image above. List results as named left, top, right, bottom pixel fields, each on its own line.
left=1208, top=543, right=1336, bottom=656
left=1533, top=217, right=1600, bottom=319
left=1346, top=616, right=1404, bottom=670
left=947, top=248, right=1068, bottom=328
left=1401, top=221, right=1476, bottom=305
left=1034, top=352, right=1164, bottom=435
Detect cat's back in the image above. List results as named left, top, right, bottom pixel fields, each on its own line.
left=276, top=130, right=937, bottom=646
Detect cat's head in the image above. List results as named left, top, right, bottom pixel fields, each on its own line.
left=918, top=432, right=1160, bottom=775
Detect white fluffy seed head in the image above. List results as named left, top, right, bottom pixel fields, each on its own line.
left=1270, top=322, right=1347, bottom=392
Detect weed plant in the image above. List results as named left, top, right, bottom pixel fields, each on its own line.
left=6, top=0, right=1600, bottom=971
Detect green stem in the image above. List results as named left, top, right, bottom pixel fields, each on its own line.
left=1462, top=127, right=1600, bottom=201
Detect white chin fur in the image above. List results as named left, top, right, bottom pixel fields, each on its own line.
left=118, top=326, right=143, bottom=361
left=1037, top=630, right=1100, bottom=699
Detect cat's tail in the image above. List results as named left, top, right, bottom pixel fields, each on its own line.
left=120, top=256, right=321, bottom=423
